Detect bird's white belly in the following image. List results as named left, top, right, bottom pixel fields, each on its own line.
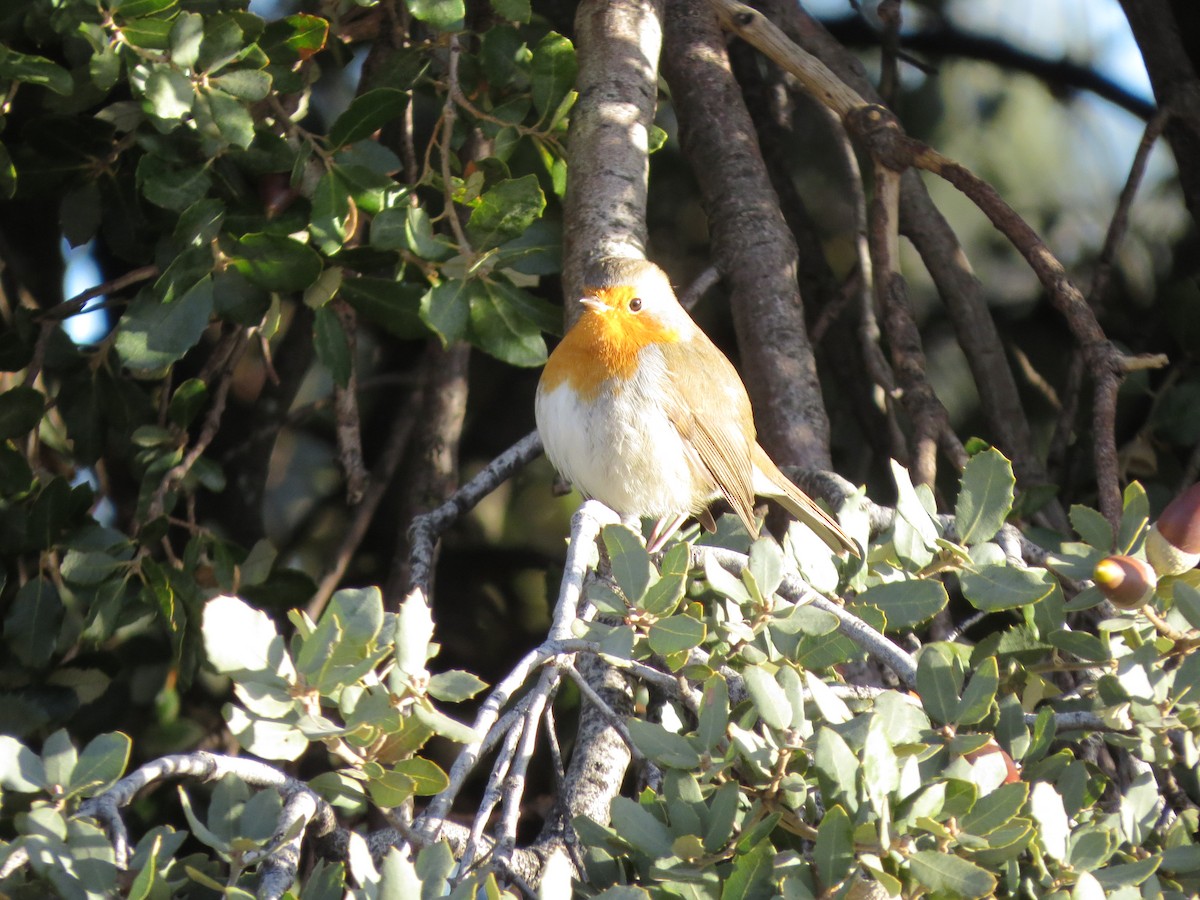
left=535, top=355, right=702, bottom=517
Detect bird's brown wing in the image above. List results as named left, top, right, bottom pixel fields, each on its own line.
left=751, top=444, right=861, bottom=557
left=659, top=338, right=760, bottom=537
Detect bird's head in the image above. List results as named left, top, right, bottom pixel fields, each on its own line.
left=575, top=258, right=694, bottom=350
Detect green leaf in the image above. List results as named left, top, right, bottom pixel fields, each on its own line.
left=116, top=277, right=214, bottom=371
left=313, top=305, right=352, bottom=388
left=69, top=732, right=131, bottom=798
left=310, top=170, right=353, bottom=254
left=862, top=714, right=899, bottom=815
left=722, top=839, right=774, bottom=900
left=854, top=579, right=948, bottom=630
left=329, top=88, right=410, bottom=148
left=41, top=729, right=77, bottom=793
left=748, top=538, right=784, bottom=598
left=261, top=14, right=328, bottom=64
left=0, top=735, right=46, bottom=791
left=373, top=206, right=454, bottom=260
left=0, top=386, right=44, bottom=441
left=411, top=704, right=479, bottom=744
left=640, top=573, right=685, bottom=617
left=202, top=594, right=295, bottom=683
left=143, top=65, right=194, bottom=120
left=530, top=32, right=577, bottom=123
left=486, top=279, right=562, bottom=336
left=465, top=175, right=546, bottom=251
left=404, top=0, right=464, bottom=31
left=168, top=378, right=209, bottom=428
left=696, top=675, right=729, bottom=750
left=813, top=804, right=854, bottom=890
left=394, top=590, right=435, bottom=679
left=916, top=643, right=961, bottom=725
left=960, top=781, right=1028, bottom=837
left=648, top=614, right=705, bottom=655
left=1174, top=582, right=1200, bottom=631
left=1117, top=481, right=1150, bottom=554
left=955, top=655, right=998, bottom=725
left=5, top=576, right=63, bottom=666
left=138, top=156, right=213, bottom=212
left=812, top=727, right=858, bottom=811
left=366, top=766, right=415, bottom=808
left=1070, top=504, right=1113, bottom=551
left=489, top=0, right=530, bottom=22
left=0, top=46, right=73, bottom=95
left=121, top=18, right=173, bottom=50
left=1091, top=856, right=1162, bottom=890
left=625, top=718, right=701, bottom=769
left=955, top=448, right=1015, bottom=545
left=908, top=850, right=996, bottom=899
left=960, top=565, right=1054, bottom=612
left=169, top=12, right=204, bottom=70
left=609, top=797, right=673, bottom=859
left=603, top=525, right=653, bottom=604
left=1029, top=781, right=1069, bottom=861
left=420, top=279, right=472, bottom=343
left=742, top=666, right=792, bottom=731
left=61, top=549, right=124, bottom=586
left=338, top=277, right=427, bottom=339
left=211, top=69, right=271, bottom=101
left=427, top=670, right=487, bottom=702
left=392, top=757, right=448, bottom=795
left=229, top=234, right=322, bottom=292
left=195, top=14, right=246, bottom=74
left=1048, top=630, right=1108, bottom=663
left=469, top=279, right=547, bottom=366
left=200, top=88, right=255, bottom=149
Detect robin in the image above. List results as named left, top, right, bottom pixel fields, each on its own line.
left=536, top=257, right=859, bottom=556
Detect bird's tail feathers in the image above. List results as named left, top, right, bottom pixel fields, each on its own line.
left=751, top=448, right=861, bottom=558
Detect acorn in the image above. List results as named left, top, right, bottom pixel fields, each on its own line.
left=1093, top=555, right=1157, bottom=610
left=1146, top=483, right=1200, bottom=577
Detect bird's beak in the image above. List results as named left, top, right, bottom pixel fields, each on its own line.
left=578, top=296, right=610, bottom=313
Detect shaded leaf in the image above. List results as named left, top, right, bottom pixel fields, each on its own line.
left=330, top=88, right=410, bottom=148
left=230, top=234, right=322, bottom=292
left=0, top=386, right=45, bottom=441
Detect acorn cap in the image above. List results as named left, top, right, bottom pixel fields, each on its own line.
left=1093, top=555, right=1157, bottom=609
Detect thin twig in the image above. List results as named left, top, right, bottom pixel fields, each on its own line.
left=416, top=500, right=617, bottom=839
left=493, top=668, right=557, bottom=868
left=76, top=752, right=336, bottom=871
left=440, top=35, right=472, bottom=255
left=24, top=265, right=159, bottom=387
left=407, top=430, right=544, bottom=597
left=307, top=385, right=422, bottom=620
left=332, top=299, right=369, bottom=504
left=146, top=330, right=251, bottom=523
left=460, top=704, right=526, bottom=871
left=1088, top=106, right=1170, bottom=308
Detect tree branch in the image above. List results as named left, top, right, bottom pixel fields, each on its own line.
left=562, top=0, right=665, bottom=318
left=663, top=0, right=833, bottom=468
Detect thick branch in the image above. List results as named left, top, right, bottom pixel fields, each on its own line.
left=1120, top=0, right=1200, bottom=231
left=750, top=0, right=1060, bottom=511
left=562, top=0, right=664, bottom=318
left=663, top=0, right=832, bottom=468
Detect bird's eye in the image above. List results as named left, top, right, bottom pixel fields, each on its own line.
left=628, top=297, right=643, bottom=313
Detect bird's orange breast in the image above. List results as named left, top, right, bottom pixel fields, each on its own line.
left=540, top=287, right=680, bottom=402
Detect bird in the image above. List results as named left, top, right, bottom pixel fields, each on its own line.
left=535, top=257, right=859, bottom=557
